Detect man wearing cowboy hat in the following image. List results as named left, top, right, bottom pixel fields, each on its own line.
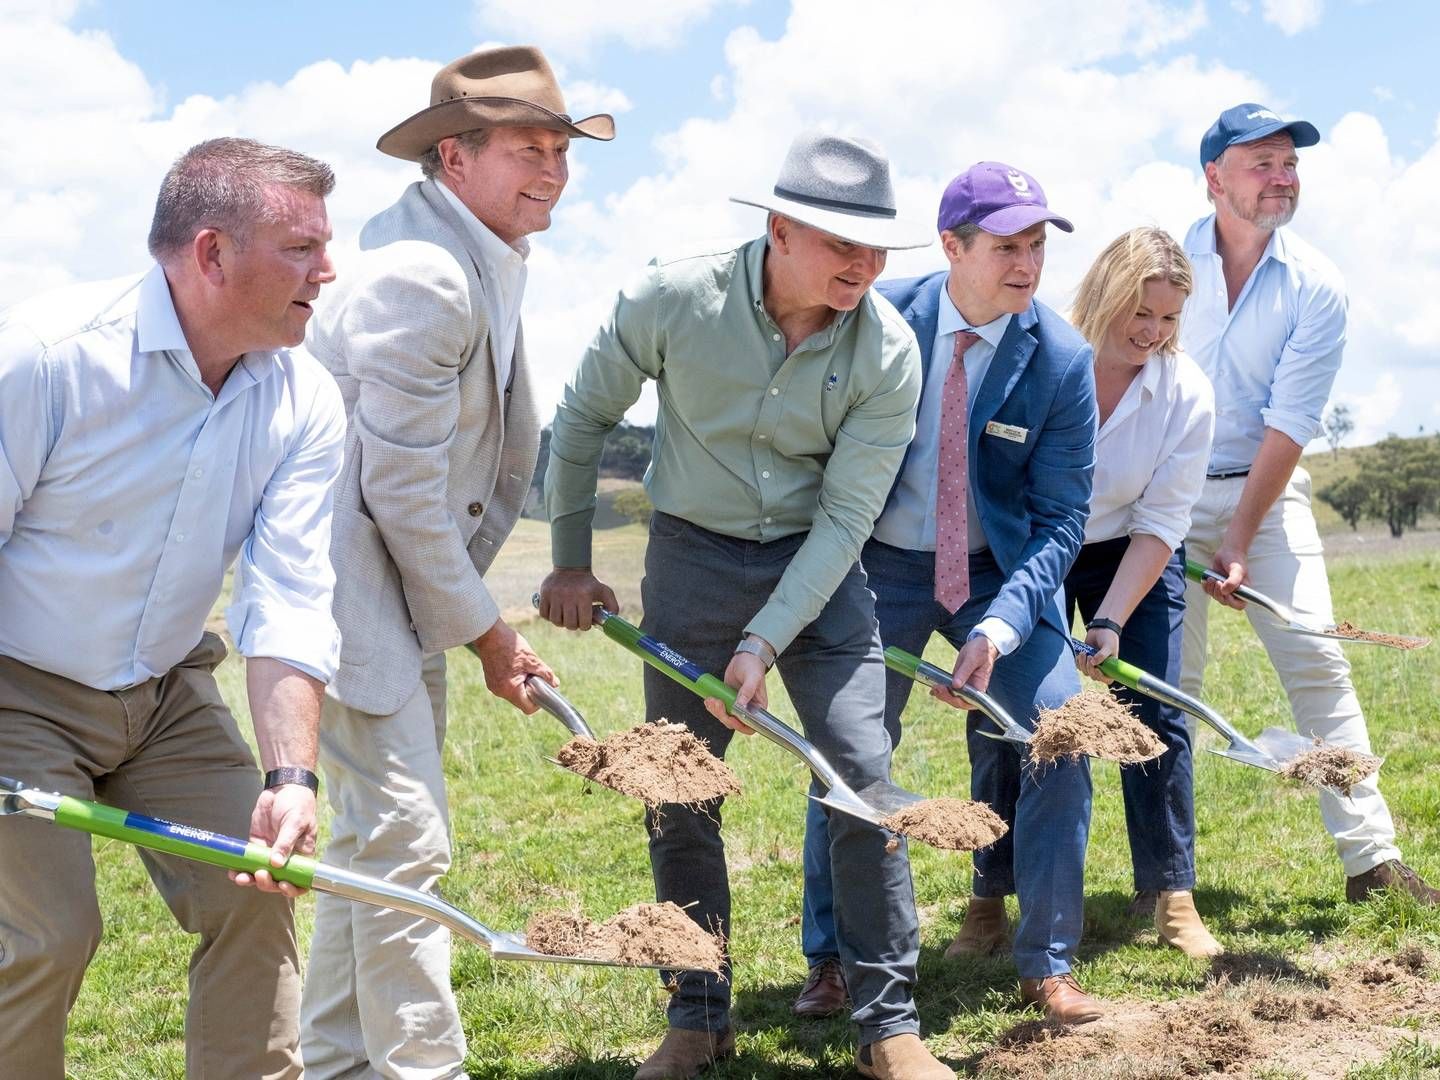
left=299, top=46, right=614, bottom=1079
left=540, top=131, right=955, bottom=1080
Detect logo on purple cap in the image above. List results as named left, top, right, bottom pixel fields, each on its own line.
left=1005, top=170, right=1033, bottom=198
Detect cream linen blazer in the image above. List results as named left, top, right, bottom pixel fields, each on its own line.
left=307, top=180, right=540, bottom=714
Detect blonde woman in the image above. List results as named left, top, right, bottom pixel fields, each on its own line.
left=1064, top=227, right=1219, bottom=956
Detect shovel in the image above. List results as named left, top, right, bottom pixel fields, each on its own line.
left=881, top=646, right=1033, bottom=747
left=463, top=643, right=597, bottom=740
left=1185, top=559, right=1430, bottom=650
left=1068, top=640, right=1358, bottom=799
left=586, top=606, right=930, bottom=828
left=0, top=776, right=689, bottom=971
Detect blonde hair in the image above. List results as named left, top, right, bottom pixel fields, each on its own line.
left=1070, top=227, right=1193, bottom=358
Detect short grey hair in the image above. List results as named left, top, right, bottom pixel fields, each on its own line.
left=942, top=222, right=984, bottom=250
left=147, top=137, right=335, bottom=259
left=419, top=128, right=492, bottom=181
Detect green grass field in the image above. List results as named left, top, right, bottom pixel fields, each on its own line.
left=62, top=529, right=1440, bottom=1078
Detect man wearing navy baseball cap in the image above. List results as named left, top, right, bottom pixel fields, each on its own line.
left=1178, top=104, right=1439, bottom=907
left=797, top=161, right=1102, bottom=1026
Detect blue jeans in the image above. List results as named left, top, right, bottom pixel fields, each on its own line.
left=1064, top=538, right=1195, bottom=891
left=802, top=539, right=1091, bottom=979
left=642, top=514, right=920, bottom=1046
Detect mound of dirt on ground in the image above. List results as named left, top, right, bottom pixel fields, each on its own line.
left=976, top=948, right=1440, bottom=1080
left=555, top=720, right=741, bottom=808
left=525, top=901, right=726, bottom=974
left=1029, top=692, right=1167, bottom=766
left=1324, top=621, right=1429, bottom=649
left=880, top=798, right=1008, bottom=852
left=1278, top=741, right=1382, bottom=796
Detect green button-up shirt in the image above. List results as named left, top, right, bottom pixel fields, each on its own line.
left=545, top=237, right=921, bottom=653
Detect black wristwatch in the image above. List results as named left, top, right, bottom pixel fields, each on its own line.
left=264, top=767, right=320, bottom=794
left=1085, top=617, right=1124, bottom=636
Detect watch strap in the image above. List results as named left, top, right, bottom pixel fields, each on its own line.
left=263, top=766, right=319, bottom=793
left=1085, top=616, right=1124, bottom=637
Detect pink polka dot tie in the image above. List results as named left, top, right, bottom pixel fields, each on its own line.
left=935, top=330, right=980, bottom=613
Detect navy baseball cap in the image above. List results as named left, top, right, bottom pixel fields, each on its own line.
left=937, top=161, right=1073, bottom=236
left=1200, top=103, right=1320, bottom=167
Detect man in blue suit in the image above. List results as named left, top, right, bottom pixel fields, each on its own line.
left=795, top=162, right=1101, bottom=1025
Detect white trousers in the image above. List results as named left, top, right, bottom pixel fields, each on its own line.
left=300, top=654, right=468, bottom=1080
left=1181, top=468, right=1401, bottom=877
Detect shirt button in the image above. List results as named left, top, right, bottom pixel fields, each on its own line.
left=761, top=470, right=771, bottom=479
left=764, top=516, right=774, bottom=524
left=175, top=532, right=186, bottom=543
left=758, top=434, right=768, bottom=440
left=468, top=501, right=483, bottom=516
left=770, top=387, right=779, bottom=396
left=192, top=468, right=204, bottom=479
left=771, top=333, right=781, bottom=341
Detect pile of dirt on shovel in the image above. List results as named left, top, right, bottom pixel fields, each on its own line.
left=525, top=901, right=726, bottom=974
left=1028, top=691, right=1166, bottom=767
left=1278, top=740, right=1382, bottom=796
left=1323, top=620, right=1429, bottom=650
left=555, top=720, right=741, bottom=808
left=880, top=798, right=1009, bottom=852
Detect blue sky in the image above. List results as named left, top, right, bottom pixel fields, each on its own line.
left=7, top=0, right=1439, bottom=443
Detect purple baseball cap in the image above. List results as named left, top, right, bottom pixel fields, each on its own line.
left=937, top=161, right=1074, bottom=236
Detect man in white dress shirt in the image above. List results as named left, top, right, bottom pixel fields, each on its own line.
left=299, top=46, right=614, bottom=1079
left=1180, top=103, right=1437, bottom=905
left=0, top=138, right=345, bottom=1079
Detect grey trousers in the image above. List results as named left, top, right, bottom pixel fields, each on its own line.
left=640, top=512, right=921, bottom=1047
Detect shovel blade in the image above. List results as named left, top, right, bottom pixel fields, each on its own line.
left=811, top=779, right=923, bottom=827
left=487, top=934, right=697, bottom=971
left=1254, top=727, right=1323, bottom=763
left=1206, top=745, right=1281, bottom=773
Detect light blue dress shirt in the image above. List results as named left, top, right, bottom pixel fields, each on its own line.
left=0, top=266, right=347, bottom=690
left=871, top=287, right=1020, bottom=654
left=1181, top=215, right=1347, bottom=472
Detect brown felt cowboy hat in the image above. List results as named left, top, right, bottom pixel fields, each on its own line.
left=377, top=45, right=616, bottom=161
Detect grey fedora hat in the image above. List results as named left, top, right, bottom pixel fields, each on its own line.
left=731, top=130, right=931, bottom=250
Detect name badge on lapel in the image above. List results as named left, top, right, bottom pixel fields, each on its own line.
left=984, top=420, right=1029, bottom=444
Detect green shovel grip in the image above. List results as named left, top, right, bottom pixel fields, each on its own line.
left=1070, top=636, right=1148, bottom=692
left=52, top=795, right=317, bottom=889
left=883, top=645, right=924, bottom=681
left=599, top=610, right=739, bottom=710
left=1185, top=558, right=1215, bottom=583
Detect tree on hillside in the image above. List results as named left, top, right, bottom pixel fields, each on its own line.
left=1318, top=474, right=1368, bottom=531
left=612, top=487, right=654, bottom=526
left=1322, top=403, right=1354, bottom=458
left=1323, top=434, right=1440, bottom=537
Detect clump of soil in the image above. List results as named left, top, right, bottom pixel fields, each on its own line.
left=1278, top=740, right=1382, bottom=796
left=1323, top=621, right=1429, bottom=650
left=555, top=720, right=741, bottom=808
left=1028, top=692, right=1166, bottom=766
left=525, top=901, right=726, bottom=974
left=879, top=798, right=1008, bottom=852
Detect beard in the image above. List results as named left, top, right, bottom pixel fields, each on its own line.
left=1231, top=189, right=1299, bottom=230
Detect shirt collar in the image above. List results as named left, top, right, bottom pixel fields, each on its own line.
left=1193, top=213, right=1287, bottom=266
left=136, top=264, right=192, bottom=355
left=1137, top=353, right=1164, bottom=398
left=938, top=285, right=1011, bottom=347
left=436, top=181, right=530, bottom=267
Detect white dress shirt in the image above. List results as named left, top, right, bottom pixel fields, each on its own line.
left=0, top=265, right=346, bottom=690
left=872, top=290, right=1019, bottom=653
left=1085, top=351, right=1215, bottom=550
left=1181, top=215, right=1346, bottom=472
left=436, top=181, right=529, bottom=390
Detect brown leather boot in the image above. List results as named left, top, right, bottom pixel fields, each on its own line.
left=1155, top=890, right=1224, bottom=958
left=1346, top=861, right=1440, bottom=906
left=855, top=1033, right=956, bottom=1079
left=634, top=1027, right=735, bottom=1080
left=1019, top=974, right=1103, bottom=1025
left=943, top=896, right=1010, bottom=959
left=792, top=957, right=850, bottom=1017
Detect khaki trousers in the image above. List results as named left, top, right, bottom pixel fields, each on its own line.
left=300, top=653, right=467, bottom=1080
left=0, top=634, right=302, bottom=1080
left=1181, top=469, right=1401, bottom=876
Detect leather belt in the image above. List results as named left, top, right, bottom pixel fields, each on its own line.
left=1206, top=468, right=1251, bottom=480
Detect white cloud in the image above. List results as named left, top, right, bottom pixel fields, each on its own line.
left=472, top=0, right=736, bottom=57
left=1261, top=0, right=1324, bottom=34
left=1328, top=373, right=1403, bottom=447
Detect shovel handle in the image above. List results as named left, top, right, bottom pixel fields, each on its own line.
left=882, top=647, right=1030, bottom=742
left=1184, top=558, right=1285, bottom=618
left=49, top=794, right=317, bottom=888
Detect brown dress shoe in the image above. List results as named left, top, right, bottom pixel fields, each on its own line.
left=1155, top=890, right=1224, bottom=958
left=1346, top=861, right=1440, bottom=906
left=856, top=1033, right=956, bottom=1079
left=943, top=896, right=1010, bottom=959
left=1019, top=974, right=1103, bottom=1025
left=634, top=1027, right=735, bottom=1080
left=792, top=957, right=850, bottom=1017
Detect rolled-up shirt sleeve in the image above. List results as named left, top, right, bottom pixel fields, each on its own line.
left=226, top=372, right=347, bottom=682
left=1261, top=272, right=1346, bottom=448
left=0, top=321, right=52, bottom=551
left=1128, top=368, right=1215, bottom=551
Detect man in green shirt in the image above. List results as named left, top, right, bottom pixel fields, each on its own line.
left=540, top=132, right=953, bottom=1080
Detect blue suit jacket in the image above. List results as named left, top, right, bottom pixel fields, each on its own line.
left=876, top=271, right=1097, bottom=643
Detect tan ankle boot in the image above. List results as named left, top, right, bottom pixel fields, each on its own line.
left=1155, top=890, right=1223, bottom=958
left=856, top=1033, right=955, bottom=1079
left=634, top=1027, right=734, bottom=1080
left=943, top=896, right=1010, bottom=959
